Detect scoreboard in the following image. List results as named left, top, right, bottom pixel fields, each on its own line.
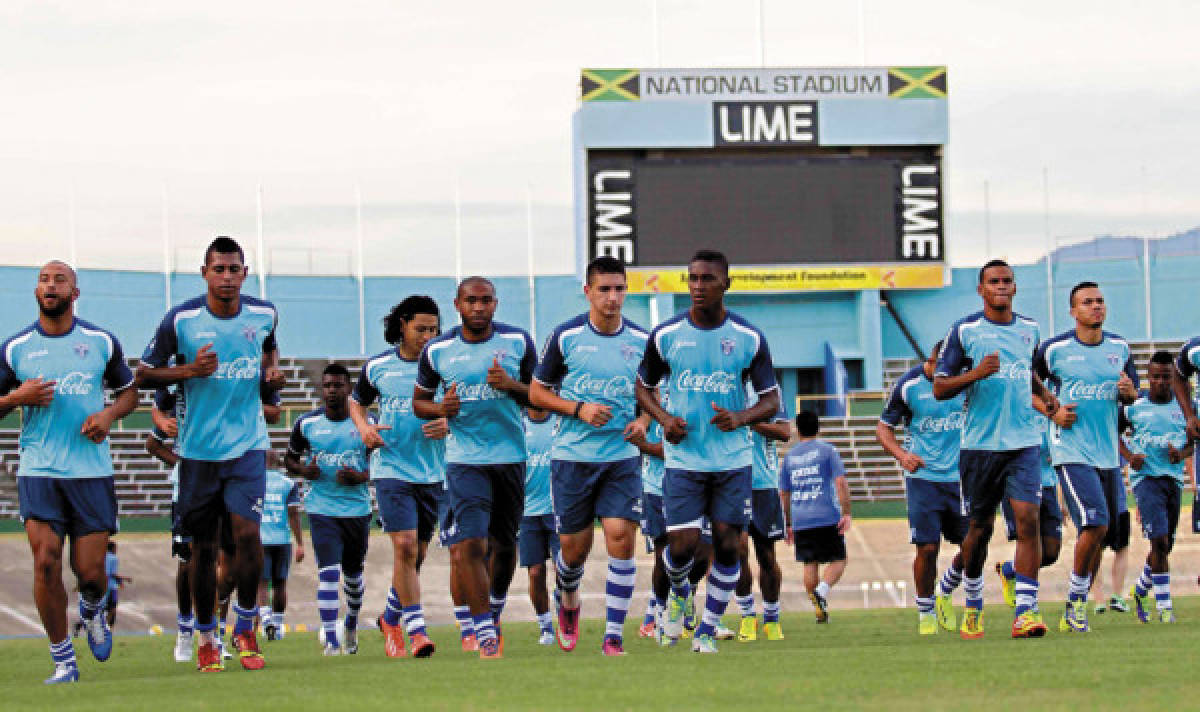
left=573, top=67, right=949, bottom=293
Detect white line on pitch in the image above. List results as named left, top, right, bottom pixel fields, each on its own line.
left=0, top=603, right=46, bottom=633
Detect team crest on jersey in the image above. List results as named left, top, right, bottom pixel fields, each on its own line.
left=493, top=349, right=510, bottom=362
left=1107, top=353, right=1120, bottom=367
left=1021, top=333, right=1033, bottom=345
left=720, top=337, right=736, bottom=355
left=72, top=342, right=89, bottom=359
left=620, top=343, right=638, bottom=361
left=242, top=325, right=258, bottom=342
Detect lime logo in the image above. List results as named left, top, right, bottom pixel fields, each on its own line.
left=581, top=69, right=640, bottom=101
left=887, top=67, right=947, bottom=99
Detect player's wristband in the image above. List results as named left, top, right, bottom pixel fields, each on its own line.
left=573, top=401, right=584, bottom=418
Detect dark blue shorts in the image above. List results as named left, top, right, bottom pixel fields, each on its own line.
left=18, top=476, right=117, bottom=539
left=1134, top=477, right=1182, bottom=548
left=551, top=457, right=642, bottom=534
left=446, top=462, right=525, bottom=548
left=1002, top=486, right=1063, bottom=541
left=1058, top=464, right=1121, bottom=530
left=641, top=492, right=666, bottom=540
left=905, top=478, right=967, bottom=545
left=959, top=446, right=1041, bottom=522
left=749, top=488, right=786, bottom=542
left=375, top=479, right=441, bottom=541
left=309, top=513, right=371, bottom=574
left=518, top=513, right=560, bottom=567
left=262, top=544, right=292, bottom=582
left=436, top=489, right=462, bottom=547
left=177, top=450, right=266, bottom=537
left=664, top=466, right=752, bottom=530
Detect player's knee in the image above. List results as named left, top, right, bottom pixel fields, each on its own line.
left=915, top=542, right=939, bottom=560
left=1012, top=517, right=1038, bottom=541
left=394, top=536, right=419, bottom=564
left=1151, top=537, right=1171, bottom=557
left=32, top=550, right=62, bottom=584
left=1041, top=539, right=1061, bottom=567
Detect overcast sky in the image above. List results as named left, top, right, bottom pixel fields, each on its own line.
left=2, top=0, right=1197, bottom=275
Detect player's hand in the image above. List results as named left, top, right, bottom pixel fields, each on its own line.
left=9, top=377, right=56, bottom=407
left=294, top=543, right=305, bottom=563
left=663, top=416, right=688, bottom=444
left=189, top=343, right=218, bottom=378
left=578, top=403, right=613, bottom=427
left=442, top=383, right=461, bottom=418
left=1129, top=453, right=1147, bottom=471
left=1187, top=416, right=1200, bottom=441
left=1053, top=403, right=1077, bottom=429
left=623, top=419, right=648, bottom=443
left=421, top=418, right=449, bottom=440
left=263, top=366, right=286, bottom=390
left=80, top=410, right=115, bottom=443
left=898, top=452, right=925, bottom=474
left=1167, top=445, right=1182, bottom=465
left=486, top=358, right=515, bottom=392
left=1117, top=372, right=1137, bottom=401
left=837, top=514, right=852, bottom=535
left=710, top=403, right=743, bottom=432
left=975, top=351, right=1000, bottom=378
left=357, top=423, right=391, bottom=449
left=1041, top=391, right=1060, bottom=417
left=336, top=467, right=368, bottom=486
left=161, top=417, right=179, bottom=439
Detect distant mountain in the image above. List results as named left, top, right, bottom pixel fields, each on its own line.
left=1048, top=226, right=1200, bottom=261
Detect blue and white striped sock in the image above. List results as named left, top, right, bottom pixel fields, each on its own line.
left=1135, top=564, right=1152, bottom=597
left=382, top=588, right=402, bottom=627
left=537, top=611, right=554, bottom=632
left=343, top=572, right=364, bottom=630
left=915, top=595, right=935, bottom=614
left=643, top=595, right=658, bottom=625
left=936, top=563, right=963, bottom=596
left=694, top=561, right=739, bottom=638
left=1152, top=573, right=1171, bottom=610
left=453, top=605, right=473, bottom=638
left=231, top=603, right=257, bottom=636
left=402, top=605, right=427, bottom=637
left=662, top=549, right=694, bottom=600
left=79, top=592, right=104, bottom=622
left=736, top=593, right=756, bottom=617
left=489, top=593, right=507, bottom=624
left=763, top=599, right=781, bottom=623
left=604, top=557, right=636, bottom=640
left=1068, top=572, right=1090, bottom=603
left=258, top=605, right=272, bottom=628
left=177, top=614, right=195, bottom=635
left=317, top=566, right=341, bottom=643
left=473, top=613, right=497, bottom=645
left=554, top=551, right=585, bottom=597
left=49, top=638, right=76, bottom=668
left=1014, top=574, right=1038, bottom=616
left=964, top=575, right=984, bottom=610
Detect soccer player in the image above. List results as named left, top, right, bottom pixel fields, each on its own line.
left=0, top=260, right=138, bottom=684
left=351, top=295, right=447, bottom=658
left=287, top=363, right=372, bottom=654
left=635, top=249, right=781, bottom=654
left=529, top=256, right=649, bottom=655
left=781, top=411, right=850, bottom=623
left=139, top=236, right=285, bottom=671
left=518, top=406, right=559, bottom=645
left=257, top=455, right=305, bottom=639
left=413, top=277, right=537, bottom=660
left=1033, top=281, right=1137, bottom=633
left=877, top=340, right=968, bottom=635
left=103, top=542, right=131, bottom=628
left=733, top=386, right=791, bottom=642
left=1124, top=350, right=1191, bottom=622
left=933, top=259, right=1061, bottom=640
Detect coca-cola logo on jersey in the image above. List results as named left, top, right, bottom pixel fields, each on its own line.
left=675, top=369, right=738, bottom=394
left=914, top=411, right=965, bottom=434
left=213, top=356, right=260, bottom=380
left=1059, top=378, right=1117, bottom=401
left=379, top=395, right=411, bottom=415
left=56, top=371, right=95, bottom=395
left=313, top=451, right=364, bottom=469
left=993, top=362, right=1032, bottom=383
left=1128, top=432, right=1184, bottom=451
left=457, top=382, right=502, bottom=401
left=571, top=373, right=634, bottom=399
left=527, top=451, right=552, bottom=469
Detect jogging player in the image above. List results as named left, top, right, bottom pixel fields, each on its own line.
left=519, top=406, right=559, bottom=645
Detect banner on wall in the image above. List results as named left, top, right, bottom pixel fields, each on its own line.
left=626, top=264, right=944, bottom=293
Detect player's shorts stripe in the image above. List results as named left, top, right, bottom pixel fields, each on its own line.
left=1059, top=465, right=1087, bottom=527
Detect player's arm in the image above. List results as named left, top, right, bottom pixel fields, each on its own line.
left=875, top=421, right=923, bottom=474
left=145, top=432, right=180, bottom=468
left=1171, top=344, right=1200, bottom=438
left=287, top=500, right=306, bottom=563
left=834, top=475, right=852, bottom=534
left=632, top=438, right=664, bottom=459
left=488, top=333, right=537, bottom=407
left=529, top=381, right=612, bottom=428
left=1033, top=392, right=1075, bottom=428
left=261, top=381, right=283, bottom=425
left=779, top=468, right=793, bottom=544
left=931, top=324, right=993, bottom=400
left=259, top=312, right=285, bottom=391
left=751, top=420, right=792, bottom=441
left=284, top=421, right=321, bottom=480
left=717, top=335, right=782, bottom=430
left=1118, top=437, right=1144, bottom=472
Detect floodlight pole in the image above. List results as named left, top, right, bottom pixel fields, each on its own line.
left=526, top=183, right=537, bottom=345
left=256, top=183, right=267, bottom=301
left=1042, top=167, right=1054, bottom=334
left=453, top=179, right=463, bottom=285
left=161, top=183, right=172, bottom=311
left=355, top=184, right=366, bottom=355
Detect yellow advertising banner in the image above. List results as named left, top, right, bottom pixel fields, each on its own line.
left=627, top=265, right=945, bottom=293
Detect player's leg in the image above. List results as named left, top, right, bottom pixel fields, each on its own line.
left=484, top=464, right=523, bottom=658
left=59, top=478, right=118, bottom=665
left=751, top=529, right=784, bottom=640
left=799, top=556, right=827, bottom=622
left=907, top=478, right=943, bottom=633
left=734, top=532, right=756, bottom=639
left=1106, top=538, right=1130, bottom=611
left=437, top=496, right=476, bottom=650
left=24, top=511, right=78, bottom=683
left=220, top=450, right=269, bottom=668
left=999, top=447, right=1047, bottom=637
left=593, top=458, right=641, bottom=654
left=549, top=460, right=598, bottom=651
left=174, top=557, right=194, bottom=662
left=270, top=571, right=288, bottom=634
left=661, top=468, right=706, bottom=643
left=641, top=492, right=668, bottom=639
left=1058, top=464, right=1109, bottom=632
left=175, top=460, right=227, bottom=670
left=690, top=466, right=751, bottom=652
left=955, top=449, right=1003, bottom=638
left=309, top=513, right=344, bottom=652
left=446, top=463, right=506, bottom=658
left=339, top=515, right=370, bottom=653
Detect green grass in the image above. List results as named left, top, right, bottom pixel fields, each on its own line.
left=4, top=599, right=1197, bottom=711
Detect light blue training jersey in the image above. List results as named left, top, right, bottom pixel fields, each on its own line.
left=523, top=413, right=556, bottom=516
left=142, top=294, right=278, bottom=461
left=1034, top=330, right=1137, bottom=469
left=780, top=439, right=846, bottom=530
left=416, top=323, right=537, bottom=465
left=748, top=382, right=790, bottom=490
left=353, top=348, right=446, bottom=483
left=534, top=314, right=648, bottom=463
left=936, top=310, right=1041, bottom=452
left=638, top=311, right=779, bottom=472
left=105, top=552, right=119, bottom=593
left=1035, top=416, right=1057, bottom=489
left=1121, top=396, right=1188, bottom=487
left=260, top=469, right=301, bottom=547
left=288, top=408, right=372, bottom=517
left=0, top=319, right=135, bottom=478
left=880, top=365, right=965, bottom=483
left=641, top=420, right=665, bottom=497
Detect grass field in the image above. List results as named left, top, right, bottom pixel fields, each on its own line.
left=3, top=599, right=1196, bottom=711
